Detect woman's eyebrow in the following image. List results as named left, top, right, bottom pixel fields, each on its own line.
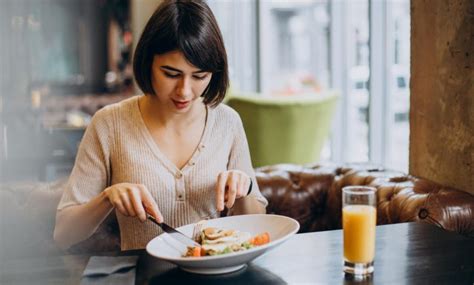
left=160, top=65, right=206, bottom=74
left=160, top=65, right=182, bottom=72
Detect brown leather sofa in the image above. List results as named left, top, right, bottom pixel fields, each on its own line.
left=257, top=163, right=474, bottom=235
left=1, top=163, right=473, bottom=260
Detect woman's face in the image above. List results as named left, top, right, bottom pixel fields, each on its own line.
left=150, top=50, right=212, bottom=113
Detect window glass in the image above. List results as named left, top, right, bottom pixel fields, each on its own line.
left=210, top=0, right=410, bottom=171
left=207, top=0, right=258, bottom=92
left=347, top=1, right=370, bottom=162
left=259, top=0, right=330, bottom=95
left=386, top=0, right=410, bottom=171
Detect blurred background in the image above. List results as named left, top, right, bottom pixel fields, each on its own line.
left=0, top=0, right=410, bottom=183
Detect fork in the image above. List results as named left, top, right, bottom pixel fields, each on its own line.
left=192, top=209, right=220, bottom=241
left=200, top=208, right=220, bottom=220
left=192, top=220, right=207, bottom=241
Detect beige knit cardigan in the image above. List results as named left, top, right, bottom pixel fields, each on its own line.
left=57, top=96, right=268, bottom=250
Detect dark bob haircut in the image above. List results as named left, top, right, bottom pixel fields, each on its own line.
left=133, top=0, right=229, bottom=107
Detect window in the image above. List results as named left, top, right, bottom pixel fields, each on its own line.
left=385, top=0, right=410, bottom=171
left=207, top=0, right=258, bottom=92
left=259, top=0, right=330, bottom=94
left=344, top=0, right=370, bottom=163
left=209, top=0, right=410, bottom=171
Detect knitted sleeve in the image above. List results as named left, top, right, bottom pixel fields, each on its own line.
left=57, top=106, right=113, bottom=210
left=227, top=111, right=268, bottom=208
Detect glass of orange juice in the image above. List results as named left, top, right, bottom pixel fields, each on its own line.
left=342, top=186, right=377, bottom=276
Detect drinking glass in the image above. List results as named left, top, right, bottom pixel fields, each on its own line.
left=342, top=186, right=377, bottom=276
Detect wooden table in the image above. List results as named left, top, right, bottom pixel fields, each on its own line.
left=1, top=223, right=473, bottom=284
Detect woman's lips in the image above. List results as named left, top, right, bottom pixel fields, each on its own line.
left=172, top=100, right=190, bottom=109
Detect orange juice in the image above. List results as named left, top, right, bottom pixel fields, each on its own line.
left=343, top=205, right=376, bottom=263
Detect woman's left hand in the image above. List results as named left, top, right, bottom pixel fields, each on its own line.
left=215, top=170, right=251, bottom=211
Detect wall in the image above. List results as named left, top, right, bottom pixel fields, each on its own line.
left=410, top=0, right=473, bottom=193
left=130, top=0, right=161, bottom=93
left=131, top=0, right=162, bottom=50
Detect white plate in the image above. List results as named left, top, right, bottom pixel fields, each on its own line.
left=146, top=214, right=300, bottom=275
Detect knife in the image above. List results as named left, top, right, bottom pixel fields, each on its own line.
left=147, top=214, right=200, bottom=248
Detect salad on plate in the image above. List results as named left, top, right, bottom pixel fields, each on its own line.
left=184, top=224, right=270, bottom=257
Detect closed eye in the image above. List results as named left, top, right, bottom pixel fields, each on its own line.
left=193, top=74, right=209, bottom=80
left=163, top=72, right=180, bottom=78
left=162, top=70, right=209, bottom=80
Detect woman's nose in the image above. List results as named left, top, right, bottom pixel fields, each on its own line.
left=176, top=77, right=192, bottom=98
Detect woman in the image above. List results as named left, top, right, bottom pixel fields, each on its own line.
left=54, top=0, right=267, bottom=251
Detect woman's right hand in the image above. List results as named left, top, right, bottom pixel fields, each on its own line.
left=104, top=183, right=163, bottom=223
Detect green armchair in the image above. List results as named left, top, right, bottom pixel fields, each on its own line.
left=227, top=92, right=339, bottom=167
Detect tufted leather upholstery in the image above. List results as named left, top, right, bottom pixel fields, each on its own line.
left=257, top=163, right=474, bottom=236
left=1, top=163, right=472, bottom=259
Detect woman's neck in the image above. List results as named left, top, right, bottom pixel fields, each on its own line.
left=138, top=95, right=206, bottom=131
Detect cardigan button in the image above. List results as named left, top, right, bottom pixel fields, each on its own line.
left=175, top=172, right=183, bottom=179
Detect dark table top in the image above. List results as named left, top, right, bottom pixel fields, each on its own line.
left=1, top=222, right=473, bottom=285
